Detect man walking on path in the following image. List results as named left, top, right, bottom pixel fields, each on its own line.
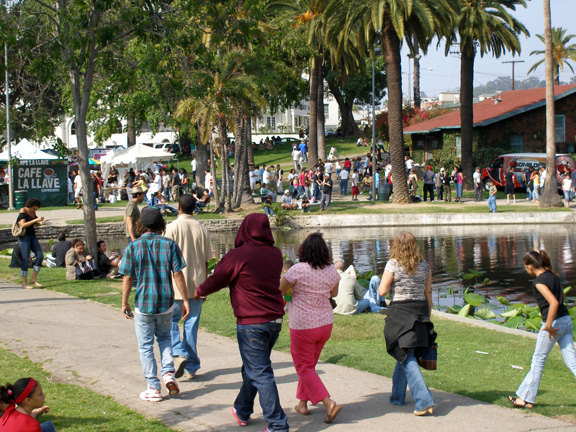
left=422, top=166, right=435, bottom=202
left=124, top=187, right=144, bottom=243
left=165, top=195, right=212, bottom=380
left=195, top=214, right=289, bottom=432
left=120, top=206, right=190, bottom=402
left=299, top=140, right=308, bottom=165
left=473, top=167, right=483, bottom=202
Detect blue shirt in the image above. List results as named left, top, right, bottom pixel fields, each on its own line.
left=299, top=142, right=307, bottom=154
left=119, top=232, right=186, bottom=314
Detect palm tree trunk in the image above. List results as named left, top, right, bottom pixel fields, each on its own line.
left=413, top=38, right=421, bottom=110
left=308, top=57, right=320, bottom=168
left=460, top=49, right=475, bottom=191
left=541, top=0, right=562, bottom=207
left=209, top=139, right=220, bottom=210
left=317, top=59, right=326, bottom=160
left=382, top=17, right=409, bottom=203
left=246, top=117, right=255, bottom=171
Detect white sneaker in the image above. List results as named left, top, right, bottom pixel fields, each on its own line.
left=140, top=387, right=162, bottom=402
left=163, top=373, right=180, bottom=396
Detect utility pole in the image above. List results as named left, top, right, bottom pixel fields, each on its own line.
left=5, top=43, right=14, bottom=210
left=502, top=60, right=525, bottom=91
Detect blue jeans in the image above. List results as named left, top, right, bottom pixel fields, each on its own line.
left=455, top=183, right=463, bottom=198
left=41, top=422, right=56, bottom=432
left=364, top=275, right=384, bottom=312
left=159, top=204, right=178, bottom=215
left=563, top=190, right=571, bottom=202
left=235, top=322, right=288, bottom=432
left=516, top=315, right=576, bottom=404
left=390, top=349, right=434, bottom=411
left=134, top=310, right=175, bottom=390
left=18, top=235, right=43, bottom=277
left=264, top=206, right=276, bottom=217
left=340, top=179, right=348, bottom=195
left=171, top=299, right=203, bottom=374
left=355, top=299, right=370, bottom=314
left=488, top=195, right=497, bottom=212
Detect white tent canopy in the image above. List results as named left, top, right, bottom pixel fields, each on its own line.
left=0, top=138, right=59, bottom=161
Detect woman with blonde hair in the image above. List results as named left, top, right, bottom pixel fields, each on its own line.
left=379, top=231, right=436, bottom=416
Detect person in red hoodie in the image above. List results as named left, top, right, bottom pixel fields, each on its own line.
left=194, top=214, right=289, bottom=432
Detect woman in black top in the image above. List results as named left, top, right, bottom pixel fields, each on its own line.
left=509, top=250, right=576, bottom=408
left=17, top=198, right=45, bottom=289
left=504, top=167, right=516, bottom=203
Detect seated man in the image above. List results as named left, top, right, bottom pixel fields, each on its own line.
left=281, top=190, right=298, bottom=210
left=300, top=196, right=310, bottom=213
left=96, top=240, right=120, bottom=278
left=153, top=191, right=178, bottom=216
left=263, top=195, right=276, bottom=217
left=51, top=232, right=71, bottom=268
left=193, top=189, right=210, bottom=214
left=260, top=185, right=277, bottom=202
left=332, top=261, right=383, bottom=315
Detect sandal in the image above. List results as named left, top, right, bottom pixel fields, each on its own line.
left=324, top=401, right=342, bottom=424
left=507, top=396, right=533, bottom=409
left=29, top=281, right=43, bottom=288
left=294, top=405, right=311, bottom=416
left=22, top=284, right=34, bottom=290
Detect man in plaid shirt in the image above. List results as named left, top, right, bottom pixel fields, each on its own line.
left=120, top=206, right=190, bottom=402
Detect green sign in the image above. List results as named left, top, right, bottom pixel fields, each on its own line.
left=13, top=159, right=68, bottom=207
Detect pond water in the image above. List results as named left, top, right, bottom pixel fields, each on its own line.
left=17, top=224, right=576, bottom=314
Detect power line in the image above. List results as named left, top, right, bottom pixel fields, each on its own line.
left=502, top=60, right=525, bottom=90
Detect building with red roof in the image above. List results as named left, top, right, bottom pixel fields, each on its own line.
left=403, top=84, right=576, bottom=162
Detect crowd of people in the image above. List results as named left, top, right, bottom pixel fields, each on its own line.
left=5, top=186, right=576, bottom=432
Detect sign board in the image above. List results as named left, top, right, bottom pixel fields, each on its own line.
left=13, top=159, right=68, bottom=207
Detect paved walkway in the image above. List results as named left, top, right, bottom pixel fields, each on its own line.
left=0, top=283, right=573, bottom=431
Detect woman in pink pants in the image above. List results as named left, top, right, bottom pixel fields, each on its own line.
left=280, top=232, right=342, bottom=424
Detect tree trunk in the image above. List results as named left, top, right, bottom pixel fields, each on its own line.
left=209, top=139, right=221, bottom=211
left=246, top=117, right=255, bottom=171
left=195, top=128, right=208, bottom=191
left=217, top=116, right=232, bottom=212
left=317, top=60, right=326, bottom=160
left=460, top=49, right=475, bottom=191
left=326, top=79, right=363, bottom=136
left=382, top=17, right=409, bottom=203
left=308, top=57, right=320, bottom=168
left=413, top=38, right=421, bottom=110
left=540, top=0, right=562, bottom=208
left=126, top=116, right=136, bottom=147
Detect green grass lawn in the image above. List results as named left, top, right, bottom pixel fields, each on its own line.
left=0, top=260, right=574, bottom=423
left=65, top=211, right=225, bottom=225
left=0, top=347, right=176, bottom=432
left=0, top=203, right=127, bottom=213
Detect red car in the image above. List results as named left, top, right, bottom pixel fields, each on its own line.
left=481, top=153, right=576, bottom=190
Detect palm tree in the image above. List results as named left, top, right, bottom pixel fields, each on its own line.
left=324, top=0, right=454, bottom=203
left=540, top=1, right=562, bottom=207
left=528, top=27, right=576, bottom=85
left=447, top=0, right=528, bottom=190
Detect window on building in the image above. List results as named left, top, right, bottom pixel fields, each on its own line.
left=510, top=133, right=523, bottom=152
left=555, top=115, right=565, bottom=142
left=70, top=121, right=76, bottom=135
left=455, top=135, right=461, bottom=158
left=324, top=104, right=329, bottom=117
left=267, top=116, right=276, bottom=129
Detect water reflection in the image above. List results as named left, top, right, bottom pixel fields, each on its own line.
left=210, top=225, right=576, bottom=313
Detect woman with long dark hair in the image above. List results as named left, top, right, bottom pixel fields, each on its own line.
left=508, top=250, right=576, bottom=408
left=379, top=231, right=436, bottom=416
left=17, top=198, right=45, bottom=289
left=280, top=232, right=342, bottom=424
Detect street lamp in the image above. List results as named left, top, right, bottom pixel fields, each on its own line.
left=4, top=42, right=14, bottom=210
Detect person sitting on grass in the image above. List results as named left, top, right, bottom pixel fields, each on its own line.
left=193, top=189, right=210, bottom=214
left=96, top=240, right=121, bottom=278
left=301, top=196, right=311, bottom=213
left=0, top=377, right=56, bottom=432
left=263, top=195, right=276, bottom=217
left=65, top=238, right=96, bottom=280
left=281, top=190, right=298, bottom=210
left=260, top=185, right=277, bottom=203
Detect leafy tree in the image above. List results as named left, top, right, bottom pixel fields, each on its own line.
left=446, top=0, right=528, bottom=190
left=528, top=27, right=576, bottom=86
left=473, top=76, right=547, bottom=97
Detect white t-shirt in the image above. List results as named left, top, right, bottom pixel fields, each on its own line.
left=562, top=178, right=573, bottom=191
left=405, top=158, right=413, bottom=170
left=351, top=172, right=358, bottom=186
left=340, top=170, right=350, bottom=180
left=263, top=170, right=270, bottom=184
left=473, top=171, right=482, bottom=185
left=292, top=149, right=301, bottom=161
left=191, top=159, right=197, bottom=171
left=325, top=162, right=334, bottom=174
left=74, top=175, right=83, bottom=196
left=205, top=172, right=213, bottom=190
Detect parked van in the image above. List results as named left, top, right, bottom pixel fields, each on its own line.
left=481, top=153, right=576, bottom=190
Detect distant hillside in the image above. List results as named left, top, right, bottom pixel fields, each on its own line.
left=473, top=76, right=547, bottom=97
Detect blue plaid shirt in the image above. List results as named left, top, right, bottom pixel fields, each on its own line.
left=119, top=232, right=186, bottom=315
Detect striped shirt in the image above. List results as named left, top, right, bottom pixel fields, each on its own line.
left=119, top=232, right=186, bottom=315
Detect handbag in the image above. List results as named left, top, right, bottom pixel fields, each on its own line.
left=75, top=259, right=96, bottom=276
left=11, top=218, right=25, bottom=237
left=417, top=343, right=438, bottom=371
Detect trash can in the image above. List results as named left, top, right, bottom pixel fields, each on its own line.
left=378, top=183, right=391, bottom=202
left=15, top=190, right=27, bottom=210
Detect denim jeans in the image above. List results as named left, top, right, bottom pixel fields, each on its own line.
left=363, top=275, right=384, bottom=312
left=516, top=315, right=576, bottom=404
left=455, top=183, right=463, bottom=198
left=171, top=299, right=203, bottom=374
left=18, top=235, right=43, bottom=277
left=264, top=206, right=276, bottom=217
left=488, top=195, right=497, bottom=212
left=235, top=322, right=288, bottom=432
left=134, top=310, right=175, bottom=390
left=474, top=184, right=482, bottom=201
left=390, top=349, right=434, bottom=411
left=526, top=188, right=532, bottom=201
left=340, top=179, right=348, bottom=195
left=41, top=421, right=56, bottom=432
left=355, top=298, right=370, bottom=314
left=563, top=190, right=571, bottom=202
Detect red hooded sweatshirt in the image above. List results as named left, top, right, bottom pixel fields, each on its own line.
left=196, top=213, right=285, bottom=325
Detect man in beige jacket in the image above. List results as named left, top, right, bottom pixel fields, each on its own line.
left=165, top=194, right=212, bottom=379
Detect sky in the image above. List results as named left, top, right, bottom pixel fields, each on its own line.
left=399, top=0, right=576, bottom=98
